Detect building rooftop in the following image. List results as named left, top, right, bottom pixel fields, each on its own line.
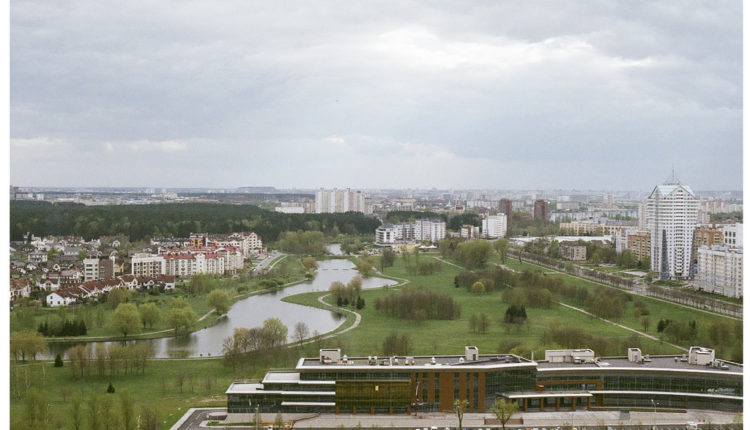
left=537, top=355, right=742, bottom=375
left=298, top=353, right=533, bottom=370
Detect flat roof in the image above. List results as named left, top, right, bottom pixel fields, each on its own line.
left=262, top=372, right=300, bottom=384
left=507, top=392, right=593, bottom=399
left=226, top=383, right=263, bottom=394
left=537, top=356, right=742, bottom=375
left=299, top=354, right=534, bottom=371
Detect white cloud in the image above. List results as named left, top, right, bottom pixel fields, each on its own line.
left=125, top=140, right=187, bottom=153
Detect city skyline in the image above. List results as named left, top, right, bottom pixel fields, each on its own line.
left=10, top=1, right=742, bottom=190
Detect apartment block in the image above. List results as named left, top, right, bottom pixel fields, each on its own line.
left=697, top=245, right=743, bottom=298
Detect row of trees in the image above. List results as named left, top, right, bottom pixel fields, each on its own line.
left=373, top=287, right=460, bottom=321
left=222, top=318, right=289, bottom=370
left=468, top=313, right=492, bottom=334
left=65, top=342, right=154, bottom=378
left=38, top=319, right=87, bottom=337
left=17, top=388, right=148, bottom=430
left=10, top=201, right=380, bottom=242
left=382, top=331, right=411, bottom=355
left=439, top=239, right=494, bottom=269
left=329, top=277, right=364, bottom=308
left=277, top=231, right=327, bottom=255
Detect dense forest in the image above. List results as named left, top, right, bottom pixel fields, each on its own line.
left=10, top=201, right=380, bottom=242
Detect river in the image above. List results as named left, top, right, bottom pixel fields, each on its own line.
left=46, top=247, right=395, bottom=359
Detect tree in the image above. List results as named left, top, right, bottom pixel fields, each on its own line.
left=490, top=398, right=519, bottom=430
left=140, top=405, right=159, bottom=430
left=380, top=248, right=396, bottom=270
left=294, top=322, right=310, bottom=344
left=107, top=288, right=131, bottom=309
left=111, top=303, right=141, bottom=337
left=10, top=330, right=47, bottom=361
left=454, top=399, right=467, bottom=430
left=471, top=281, right=486, bottom=294
left=119, top=392, right=136, bottom=430
left=493, top=239, right=510, bottom=263
left=100, top=390, right=114, bottom=430
left=207, top=289, right=231, bottom=315
left=262, top=318, right=288, bottom=348
left=273, top=411, right=284, bottom=430
left=166, top=306, right=198, bottom=334
left=54, top=354, right=64, bottom=367
left=138, top=303, right=161, bottom=329
left=77, top=249, right=88, bottom=261
left=301, top=256, right=318, bottom=271
left=641, top=316, right=651, bottom=332
left=355, top=256, right=375, bottom=276
left=70, top=394, right=84, bottom=430
left=88, top=393, right=100, bottom=430
left=456, top=240, right=494, bottom=269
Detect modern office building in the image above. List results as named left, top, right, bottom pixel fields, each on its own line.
left=482, top=214, right=507, bottom=239
left=646, top=177, right=699, bottom=280
left=226, top=346, right=741, bottom=415
left=533, top=200, right=549, bottom=221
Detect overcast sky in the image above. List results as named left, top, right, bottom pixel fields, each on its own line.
left=10, top=1, right=742, bottom=190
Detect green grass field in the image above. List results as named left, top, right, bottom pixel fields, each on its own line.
left=285, top=254, right=683, bottom=359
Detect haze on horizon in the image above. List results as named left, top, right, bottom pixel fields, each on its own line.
left=10, top=1, right=742, bottom=191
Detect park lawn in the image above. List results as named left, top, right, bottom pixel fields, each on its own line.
left=285, top=254, right=682, bottom=359
left=9, top=351, right=310, bottom=430
left=493, top=254, right=741, bottom=352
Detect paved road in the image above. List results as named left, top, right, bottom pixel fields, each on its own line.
left=172, top=408, right=224, bottom=430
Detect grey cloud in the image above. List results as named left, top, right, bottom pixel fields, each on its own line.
left=10, top=0, right=742, bottom=190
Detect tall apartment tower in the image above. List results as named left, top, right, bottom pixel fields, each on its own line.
left=646, top=175, right=699, bottom=280
left=499, top=199, right=513, bottom=223
left=533, top=200, right=549, bottom=221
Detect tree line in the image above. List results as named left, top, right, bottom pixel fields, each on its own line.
left=373, top=286, right=460, bottom=321
left=222, top=318, right=290, bottom=370
left=10, top=201, right=380, bottom=242
left=329, top=277, right=365, bottom=309
left=65, top=342, right=155, bottom=378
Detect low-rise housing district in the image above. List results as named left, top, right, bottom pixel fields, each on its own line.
left=10, top=231, right=264, bottom=307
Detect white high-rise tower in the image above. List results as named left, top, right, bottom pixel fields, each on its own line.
left=646, top=172, right=699, bottom=280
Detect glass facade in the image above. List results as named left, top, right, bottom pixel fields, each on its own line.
left=228, top=359, right=742, bottom=414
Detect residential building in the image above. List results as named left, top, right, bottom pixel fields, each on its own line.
left=226, top=346, right=741, bottom=415
left=83, top=258, right=100, bottom=281
left=482, top=214, right=507, bottom=239
left=315, top=188, right=367, bottom=213
left=131, top=253, right=167, bottom=277
left=533, top=200, right=549, bottom=221
left=646, top=177, right=699, bottom=280
left=560, top=242, right=587, bottom=261
left=697, top=245, right=743, bottom=298
left=460, top=225, right=480, bottom=239
left=637, top=202, right=648, bottom=230
left=28, top=251, right=48, bottom=263
left=602, top=193, right=614, bottom=209
left=10, top=278, right=31, bottom=301
left=626, top=231, right=651, bottom=262
left=722, top=223, right=743, bottom=248
left=693, top=224, right=725, bottom=258
left=559, top=221, right=602, bottom=236
left=414, top=219, right=446, bottom=243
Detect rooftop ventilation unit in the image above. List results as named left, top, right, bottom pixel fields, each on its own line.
left=430, top=357, right=436, bottom=365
